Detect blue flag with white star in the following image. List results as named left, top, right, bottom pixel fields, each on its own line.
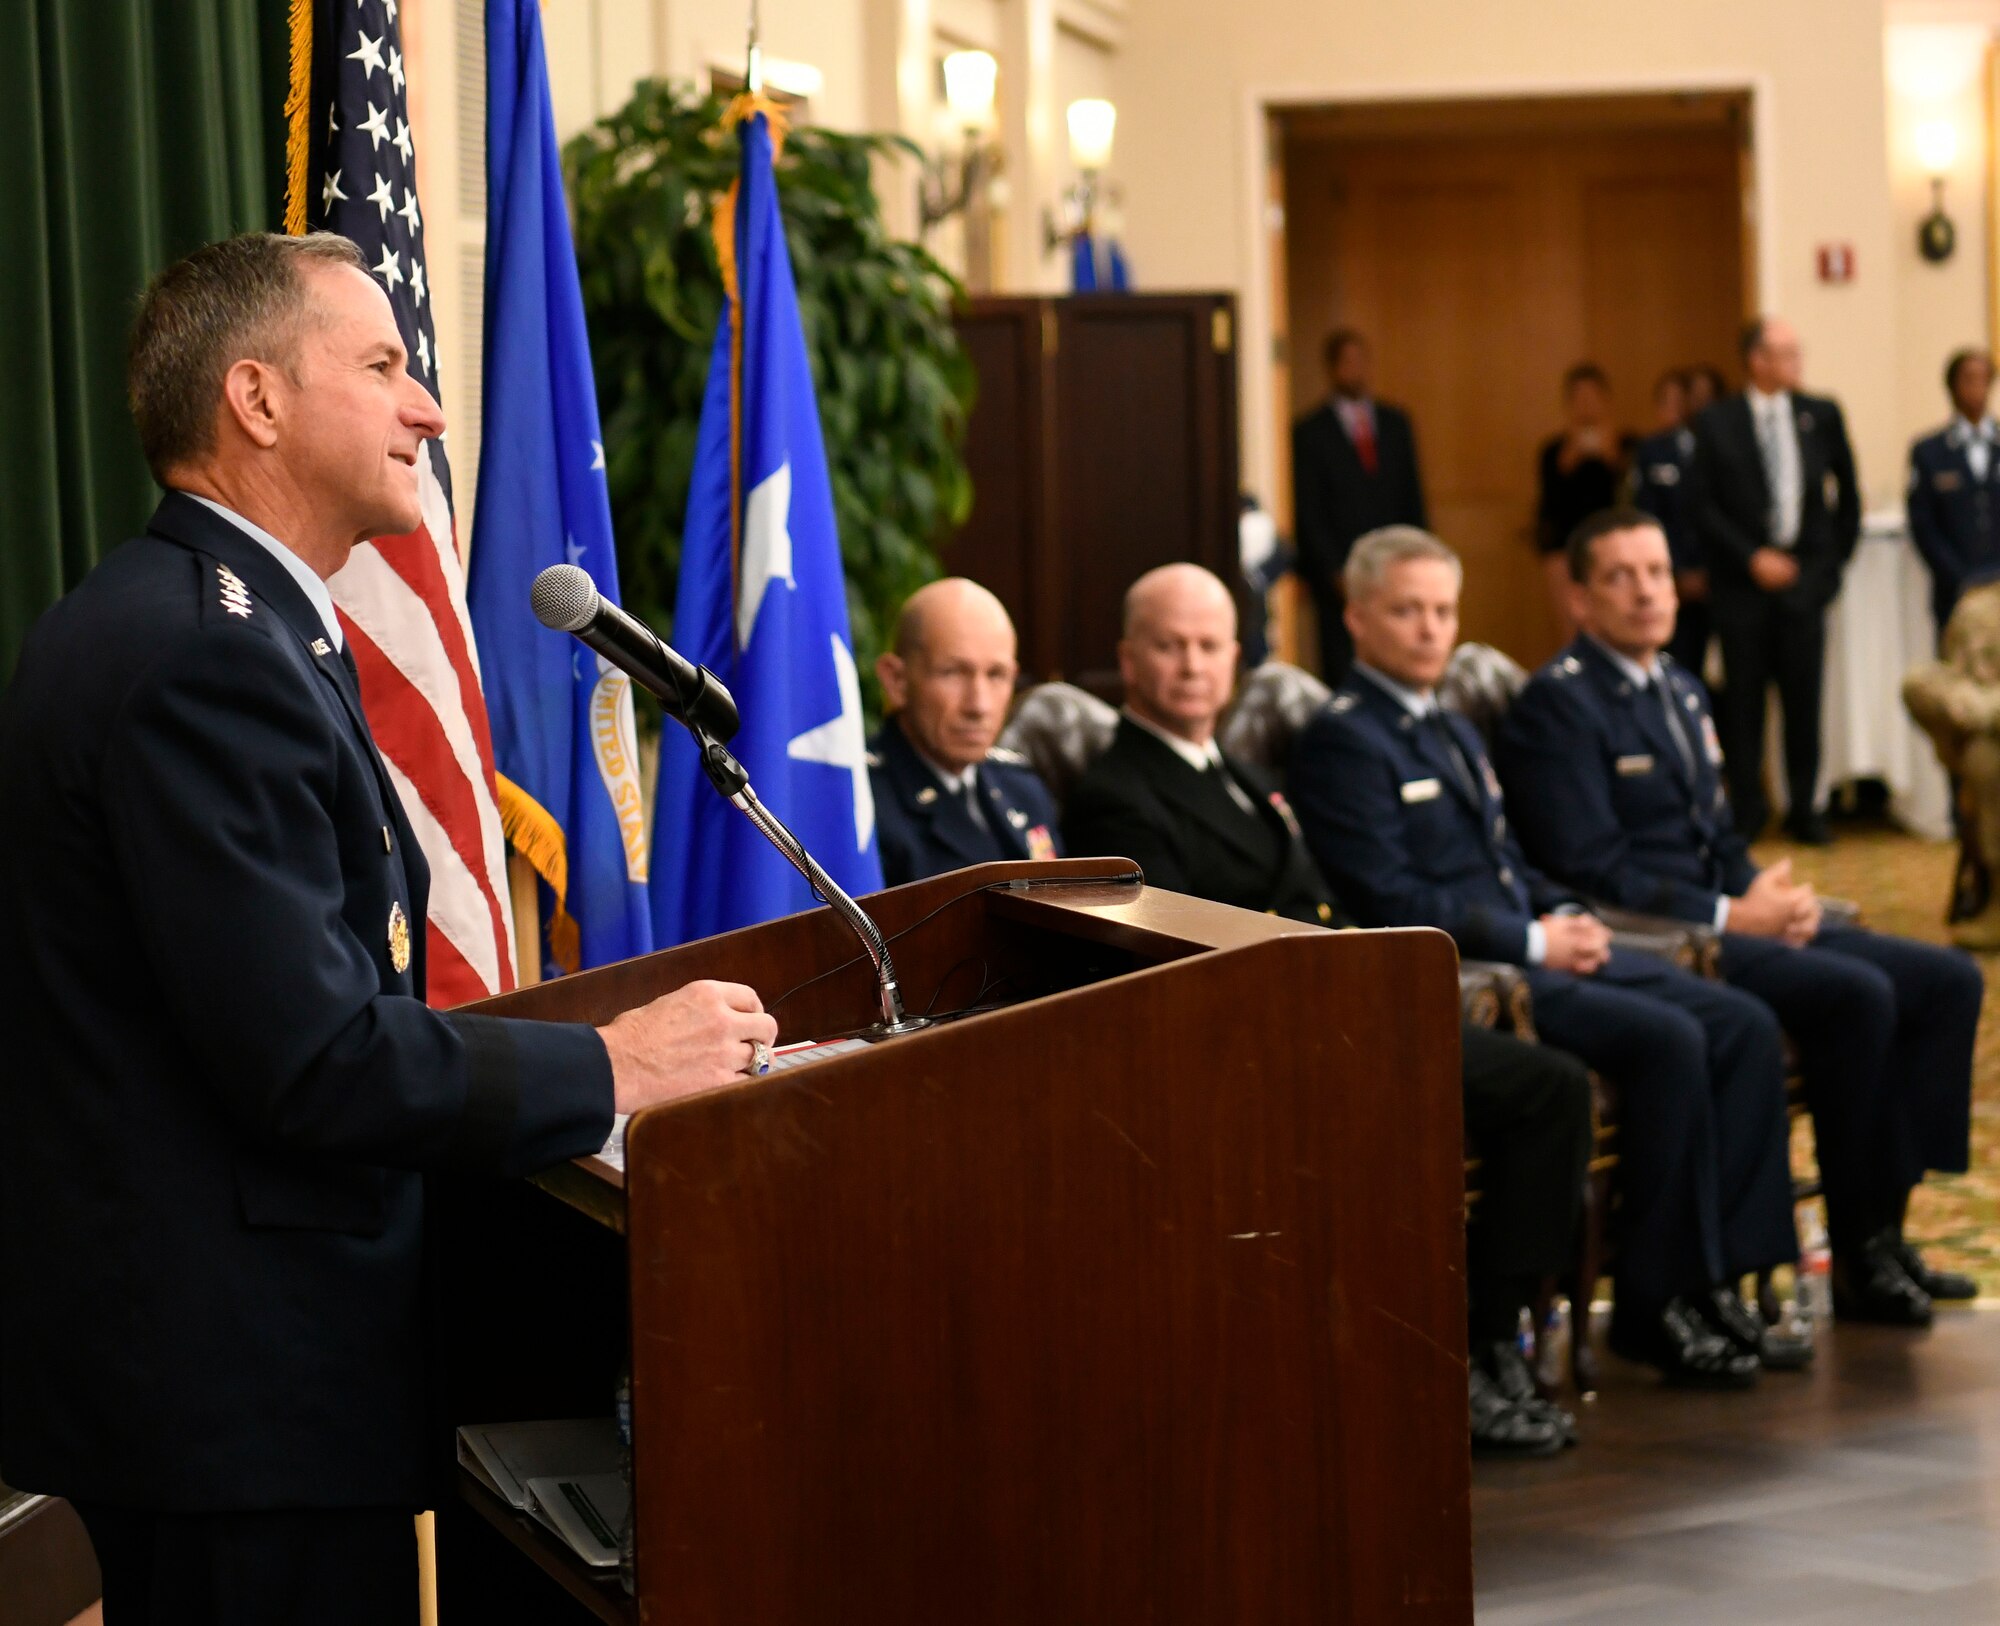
left=465, top=0, right=653, bottom=975
left=650, top=108, right=883, bottom=945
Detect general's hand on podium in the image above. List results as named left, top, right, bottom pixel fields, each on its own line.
left=599, top=980, right=780, bottom=1114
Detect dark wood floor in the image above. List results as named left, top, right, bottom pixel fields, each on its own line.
left=1473, top=1306, right=2000, bottom=1622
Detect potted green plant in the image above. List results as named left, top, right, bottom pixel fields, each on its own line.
left=564, top=80, right=975, bottom=718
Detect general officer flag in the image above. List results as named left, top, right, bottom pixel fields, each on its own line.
left=650, top=106, right=883, bottom=945
left=466, top=0, right=652, bottom=976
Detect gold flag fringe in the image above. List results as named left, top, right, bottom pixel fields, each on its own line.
left=495, top=774, right=581, bottom=975
left=282, top=0, right=312, bottom=235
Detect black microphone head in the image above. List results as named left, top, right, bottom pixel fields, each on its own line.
left=530, top=563, right=600, bottom=633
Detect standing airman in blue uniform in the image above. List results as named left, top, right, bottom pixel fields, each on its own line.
left=1497, top=507, right=1981, bottom=1328
left=1908, top=349, right=2000, bottom=638
left=869, top=579, right=1062, bottom=887
left=1630, top=368, right=1711, bottom=672
left=1290, top=526, right=1805, bottom=1389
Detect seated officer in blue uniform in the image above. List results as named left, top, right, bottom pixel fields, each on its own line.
left=1629, top=367, right=1710, bottom=673
left=1908, top=348, right=2000, bottom=637
left=1496, top=507, right=1983, bottom=1327
left=1066, top=564, right=1593, bottom=1459
left=869, top=578, right=1062, bottom=886
left=1290, top=527, right=1804, bottom=1389
left=0, top=234, right=779, bottom=1625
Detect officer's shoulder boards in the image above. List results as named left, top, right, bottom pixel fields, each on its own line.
left=986, top=745, right=1029, bottom=766
left=214, top=563, right=253, bottom=621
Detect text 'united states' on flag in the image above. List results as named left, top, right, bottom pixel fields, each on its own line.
left=290, top=0, right=520, bottom=1005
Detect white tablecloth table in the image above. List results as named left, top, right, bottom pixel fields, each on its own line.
left=1764, top=514, right=1951, bottom=840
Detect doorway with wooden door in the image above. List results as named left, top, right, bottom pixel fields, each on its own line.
left=1273, top=91, right=1754, bottom=671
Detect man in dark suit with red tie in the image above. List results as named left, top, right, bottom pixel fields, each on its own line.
left=1291, top=329, right=1428, bottom=681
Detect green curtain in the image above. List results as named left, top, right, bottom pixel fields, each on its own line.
left=0, top=0, right=291, bottom=681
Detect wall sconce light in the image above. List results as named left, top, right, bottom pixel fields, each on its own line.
left=919, top=51, right=1001, bottom=231
left=1916, top=117, right=1959, bottom=263
left=1044, top=98, right=1118, bottom=254
left=919, top=51, right=1004, bottom=290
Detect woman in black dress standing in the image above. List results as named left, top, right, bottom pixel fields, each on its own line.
left=1535, top=362, right=1628, bottom=632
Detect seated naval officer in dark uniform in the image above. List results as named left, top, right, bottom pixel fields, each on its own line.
left=1908, top=348, right=2000, bottom=637
left=1291, top=527, right=1806, bottom=1388
left=1497, top=508, right=1983, bottom=1326
left=869, top=578, right=1061, bottom=886
left=1630, top=367, right=1711, bottom=673
left=1066, top=564, right=1593, bottom=1458
left=0, top=233, right=780, bottom=1626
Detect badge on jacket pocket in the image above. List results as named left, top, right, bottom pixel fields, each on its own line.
left=1616, top=754, right=1657, bottom=776
left=388, top=900, right=412, bottom=974
left=1401, top=777, right=1442, bottom=803
left=1936, top=470, right=1965, bottom=492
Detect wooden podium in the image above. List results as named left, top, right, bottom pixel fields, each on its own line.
left=434, top=859, right=1472, bottom=1625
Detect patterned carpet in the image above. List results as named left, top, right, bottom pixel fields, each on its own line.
left=1758, top=822, right=2000, bottom=1296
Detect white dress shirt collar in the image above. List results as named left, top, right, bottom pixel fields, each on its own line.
left=1745, top=385, right=1792, bottom=420
left=1122, top=706, right=1223, bottom=774
left=184, top=494, right=343, bottom=652
left=1352, top=660, right=1437, bottom=719
left=1948, top=414, right=1997, bottom=447
left=908, top=737, right=978, bottom=798
left=1585, top=635, right=1661, bottom=690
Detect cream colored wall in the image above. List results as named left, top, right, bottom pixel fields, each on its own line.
left=421, top=0, right=1999, bottom=526
left=1114, top=0, right=1919, bottom=518
left=1886, top=18, right=1996, bottom=457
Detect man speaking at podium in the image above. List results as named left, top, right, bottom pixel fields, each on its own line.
left=0, top=233, right=776, bottom=1624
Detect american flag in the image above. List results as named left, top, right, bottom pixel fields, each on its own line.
left=298, top=0, right=519, bottom=1005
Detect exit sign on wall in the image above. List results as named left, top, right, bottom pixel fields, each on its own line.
left=1817, top=244, right=1856, bottom=283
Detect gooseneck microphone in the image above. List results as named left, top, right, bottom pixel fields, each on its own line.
left=531, top=563, right=740, bottom=743
left=530, top=563, right=924, bottom=1036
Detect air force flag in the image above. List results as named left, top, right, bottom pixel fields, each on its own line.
left=649, top=106, right=883, bottom=945
left=466, top=0, right=653, bottom=976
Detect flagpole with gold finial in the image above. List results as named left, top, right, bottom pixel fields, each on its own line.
left=745, top=0, right=762, bottom=93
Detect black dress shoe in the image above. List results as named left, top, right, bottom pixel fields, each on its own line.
left=1608, top=1297, right=1760, bottom=1389
left=1833, top=1235, right=1933, bottom=1327
left=1469, top=1365, right=1564, bottom=1459
left=1784, top=810, right=1833, bottom=845
left=1895, top=1241, right=1978, bottom=1302
left=1478, top=1340, right=1578, bottom=1448
left=1700, top=1286, right=1814, bottom=1371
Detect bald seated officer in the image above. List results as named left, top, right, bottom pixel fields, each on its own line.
left=1065, top=564, right=1593, bottom=1459
left=1497, top=507, right=1981, bottom=1326
left=870, top=578, right=1063, bottom=885
left=0, top=233, right=777, bottom=1625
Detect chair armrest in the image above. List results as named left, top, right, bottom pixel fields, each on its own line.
left=1590, top=903, right=1722, bottom=977
left=1819, top=896, right=1862, bottom=929
left=1459, top=959, right=1537, bottom=1042
left=1459, top=963, right=1504, bottom=1027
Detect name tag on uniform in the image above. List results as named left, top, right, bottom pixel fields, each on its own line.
left=1401, top=777, right=1442, bottom=803
left=1616, top=753, right=1656, bottom=776
left=1935, top=470, right=1965, bottom=492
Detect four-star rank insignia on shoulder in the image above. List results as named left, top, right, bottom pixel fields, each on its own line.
left=215, top=564, right=253, bottom=619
